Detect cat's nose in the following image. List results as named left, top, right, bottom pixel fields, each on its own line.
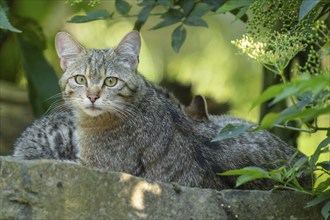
left=87, top=94, right=99, bottom=103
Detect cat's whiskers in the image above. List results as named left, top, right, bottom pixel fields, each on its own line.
left=109, top=101, right=141, bottom=121
left=107, top=102, right=136, bottom=121
left=44, top=92, right=63, bottom=102
left=46, top=96, right=75, bottom=115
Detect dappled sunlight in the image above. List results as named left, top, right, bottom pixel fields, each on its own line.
left=119, top=172, right=132, bottom=182
left=130, top=181, right=162, bottom=217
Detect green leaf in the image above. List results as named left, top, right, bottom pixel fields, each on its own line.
left=68, top=9, right=113, bottom=23
left=184, top=17, right=208, bottom=27
left=115, top=0, right=131, bottom=16
left=250, top=84, right=285, bottom=110
left=236, top=173, right=267, bottom=187
left=181, top=0, right=195, bottom=16
left=212, top=124, right=253, bottom=142
left=305, top=190, right=330, bottom=207
left=316, top=136, right=330, bottom=151
left=321, top=201, right=330, bottom=220
left=274, top=105, right=329, bottom=125
left=315, top=178, right=330, bottom=193
left=201, top=0, right=226, bottom=12
left=157, top=0, right=174, bottom=8
left=233, top=5, right=249, bottom=22
left=258, top=113, right=281, bottom=129
left=300, top=106, right=330, bottom=123
left=0, top=5, right=22, bottom=32
left=269, top=167, right=285, bottom=182
left=284, top=157, right=308, bottom=180
left=17, top=21, right=61, bottom=116
left=316, top=161, right=330, bottom=171
left=310, top=136, right=330, bottom=168
left=216, top=0, right=252, bottom=14
left=189, top=2, right=210, bottom=17
left=219, top=167, right=270, bottom=187
left=134, top=5, right=154, bottom=31
left=271, top=94, right=312, bottom=124
left=150, top=9, right=183, bottom=30
left=219, top=166, right=269, bottom=176
left=269, top=84, right=302, bottom=106
left=256, top=74, right=329, bottom=108
left=184, top=3, right=210, bottom=27
left=299, top=0, right=321, bottom=21
left=171, top=25, right=186, bottom=53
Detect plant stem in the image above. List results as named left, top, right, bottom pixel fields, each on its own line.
left=274, top=124, right=316, bottom=133
left=278, top=70, right=298, bottom=109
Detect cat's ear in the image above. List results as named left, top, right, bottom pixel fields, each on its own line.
left=55, top=32, right=85, bottom=71
left=185, top=95, right=210, bottom=122
left=114, top=31, right=141, bottom=69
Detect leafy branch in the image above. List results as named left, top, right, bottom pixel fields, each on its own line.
left=66, top=0, right=254, bottom=52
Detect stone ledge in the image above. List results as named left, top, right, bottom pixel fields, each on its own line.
left=0, top=156, right=322, bottom=219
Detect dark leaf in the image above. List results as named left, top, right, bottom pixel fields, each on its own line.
left=299, top=0, right=321, bottom=21
left=274, top=106, right=328, bottom=126
left=201, top=0, right=226, bottom=12
left=0, top=5, right=22, bottom=33
left=321, top=201, right=330, bottom=220
left=171, top=25, right=186, bottom=53
left=157, top=0, right=174, bottom=8
left=17, top=26, right=61, bottom=116
left=269, top=84, right=302, bottom=106
left=181, top=0, right=195, bottom=16
left=316, top=161, right=330, bottom=171
left=68, top=9, right=113, bottom=23
left=317, top=136, right=330, bottom=151
left=283, top=156, right=308, bottom=180
left=315, top=178, right=330, bottom=193
left=305, top=190, right=330, bottom=207
left=212, top=124, right=254, bottom=142
left=150, top=9, right=183, bottom=30
left=232, top=6, right=249, bottom=22
left=188, top=2, right=210, bottom=17
left=271, top=94, right=312, bottom=124
left=300, top=106, right=330, bottom=123
left=217, top=0, right=253, bottom=14
left=115, top=0, right=131, bottom=16
left=270, top=74, right=329, bottom=106
left=310, top=136, right=330, bottom=167
left=250, top=84, right=285, bottom=110
left=184, top=17, right=208, bottom=27
left=134, top=5, right=154, bottom=31
left=184, top=3, right=211, bottom=27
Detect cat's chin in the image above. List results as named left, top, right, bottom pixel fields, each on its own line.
left=82, top=106, right=105, bottom=117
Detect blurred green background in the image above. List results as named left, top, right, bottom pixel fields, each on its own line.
left=0, top=0, right=327, bottom=156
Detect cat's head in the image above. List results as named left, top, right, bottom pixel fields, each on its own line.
left=55, top=31, right=141, bottom=117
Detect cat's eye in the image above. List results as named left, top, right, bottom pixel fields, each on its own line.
left=74, top=75, right=87, bottom=85
left=104, top=77, right=118, bottom=87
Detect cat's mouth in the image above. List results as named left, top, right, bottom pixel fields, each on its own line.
left=85, top=105, right=102, bottom=111
left=83, top=105, right=104, bottom=117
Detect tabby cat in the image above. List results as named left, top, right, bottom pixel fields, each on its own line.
left=14, top=31, right=298, bottom=190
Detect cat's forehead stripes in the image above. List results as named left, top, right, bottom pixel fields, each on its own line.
left=83, top=49, right=114, bottom=84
